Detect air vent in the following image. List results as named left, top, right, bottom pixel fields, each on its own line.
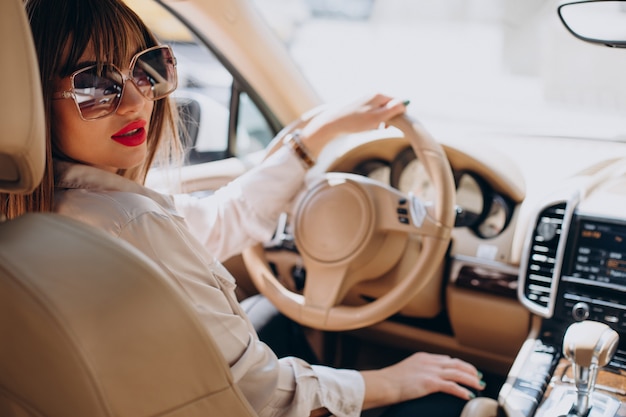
left=520, top=202, right=567, bottom=317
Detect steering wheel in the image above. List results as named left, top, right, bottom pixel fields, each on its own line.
left=242, top=113, right=456, bottom=331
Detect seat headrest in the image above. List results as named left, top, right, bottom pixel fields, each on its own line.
left=0, top=0, right=45, bottom=194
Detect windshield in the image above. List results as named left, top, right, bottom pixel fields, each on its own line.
left=253, top=0, right=626, bottom=141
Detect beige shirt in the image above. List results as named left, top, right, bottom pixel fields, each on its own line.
left=53, top=147, right=364, bottom=417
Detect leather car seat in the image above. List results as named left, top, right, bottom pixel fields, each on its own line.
left=0, top=0, right=257, bottom=416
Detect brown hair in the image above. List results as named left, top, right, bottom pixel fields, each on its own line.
left=0, top=0, right=182, bottom=219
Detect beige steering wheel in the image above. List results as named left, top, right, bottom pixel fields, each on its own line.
left=242, top=113, right=456, bottom=331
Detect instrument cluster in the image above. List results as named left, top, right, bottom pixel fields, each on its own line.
left=352, top=147, right=515, bottom=239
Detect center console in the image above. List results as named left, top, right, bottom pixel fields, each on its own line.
left=501, top=202, right=626, bottom=417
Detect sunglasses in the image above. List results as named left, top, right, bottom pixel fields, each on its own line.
left=53, top=45, right=177, bottom=121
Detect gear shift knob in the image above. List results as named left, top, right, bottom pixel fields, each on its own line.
left=562, top=321, right=619, bottom=417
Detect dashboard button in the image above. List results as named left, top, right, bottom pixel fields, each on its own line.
left=572, top=302, right=590, bottom=321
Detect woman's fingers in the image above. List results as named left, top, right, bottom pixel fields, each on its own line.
left=362, top=352, right=486, bottom=408
left=319, top=93, right=407, bottom=132
left=300, top=93, right=409, bottom=156
left=385, top=352, right=486, bottom=403
left=436, top=379, right=479, bottom=400
left=359, top=94, right=408, bottom=129
left=422, top=355, right=485, bottom=391
left=438, top=367, right=486, bottom=392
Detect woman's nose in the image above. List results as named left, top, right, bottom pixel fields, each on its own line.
left=116, top=78, right=148, bottom=115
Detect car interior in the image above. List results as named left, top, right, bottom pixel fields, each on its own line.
left=3, top=0, right=626, bottom=416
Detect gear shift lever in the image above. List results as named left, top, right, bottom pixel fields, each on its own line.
left=562, top=321, right=619, bottom=417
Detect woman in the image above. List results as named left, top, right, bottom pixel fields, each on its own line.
left=4, top=0, right=485, bottom=415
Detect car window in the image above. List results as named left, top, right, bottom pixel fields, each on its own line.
left=252, top=0, right=626, bottom=141
left=125, top=0, right=276, bottom=165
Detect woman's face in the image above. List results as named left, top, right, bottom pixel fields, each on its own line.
left=52, top=45, right=154, bottom=173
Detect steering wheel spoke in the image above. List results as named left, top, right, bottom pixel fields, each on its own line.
left=299, top=262, right=350, bottom=323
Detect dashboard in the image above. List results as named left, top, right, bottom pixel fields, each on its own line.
left=350, top=145, right=515, bottom=239
left=316, top=130, right=626, bottom=376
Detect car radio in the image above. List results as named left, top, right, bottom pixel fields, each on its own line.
left=554, top=216, right=626, bottom=370
left=520, top=205, right=626, bottom=345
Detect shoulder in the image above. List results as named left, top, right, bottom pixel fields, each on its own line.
left=55, top=188, right=175, bottom=237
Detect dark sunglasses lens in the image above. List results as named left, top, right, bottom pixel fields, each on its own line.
left=132, top=47, right=177, bottom=100
left=73, top=65, right=123, bottom=120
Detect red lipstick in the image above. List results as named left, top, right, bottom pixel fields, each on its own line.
left=111, top=120, right=147, bottom=147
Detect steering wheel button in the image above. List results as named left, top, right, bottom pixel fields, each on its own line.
left=399, top=216, right=409, bottom=224
left=409, top=192, right=427, bottom=227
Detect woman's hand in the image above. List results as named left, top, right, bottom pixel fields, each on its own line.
left=360, top=352, right=486, bottom=410
left=300, top=93, right=408, bottom=158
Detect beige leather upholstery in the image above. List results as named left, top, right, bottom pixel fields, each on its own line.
left=0, top=216, right=258, bottom=417
left=0, top=0, right=45, bottom=194
left=0, top=0, right=256, bottom=416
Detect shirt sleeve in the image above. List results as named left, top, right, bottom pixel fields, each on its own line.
left=173, top=146, right=307, bottom=262
left=266, top=358, right=365, bottom=417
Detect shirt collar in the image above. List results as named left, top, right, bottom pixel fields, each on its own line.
left=54, top=160, right=177, bottom=211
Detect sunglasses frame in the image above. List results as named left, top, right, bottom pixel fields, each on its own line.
left=53, top=45, right=177, bottom=121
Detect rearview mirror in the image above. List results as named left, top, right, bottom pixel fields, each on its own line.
left=558, top=0, right=626, bottom=47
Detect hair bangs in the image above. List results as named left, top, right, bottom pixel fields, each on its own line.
left=58, top=0, right=156, bottom=76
